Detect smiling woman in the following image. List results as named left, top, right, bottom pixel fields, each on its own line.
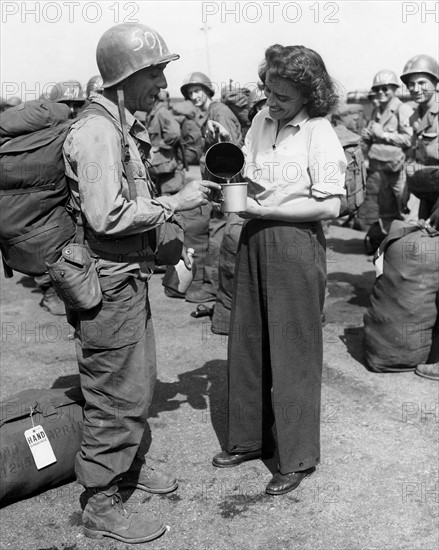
left=212, top=44, right=347, bottom=497
left=260, top=44, right=339, bottom=121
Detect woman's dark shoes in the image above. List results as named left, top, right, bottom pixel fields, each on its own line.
left=212, top=449, right=263, bottom=468
left=266, top=467, right=316, bottom=495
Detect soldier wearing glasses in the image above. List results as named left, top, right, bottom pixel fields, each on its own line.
left=361, top=70, right=414, bottom=233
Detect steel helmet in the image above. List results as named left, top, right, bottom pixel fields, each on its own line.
left=49, top=80, right=85, bottom=103
left=372, top=70, right=400, bottom=89
left=86, top=74, right=104, bottom=98
left=400, top=54, right=439, bottom=84
left=180, top=72, right=215, bottom=100
left=96, top=23, right=179, bottom=88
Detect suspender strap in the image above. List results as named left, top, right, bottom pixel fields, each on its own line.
left=79, top=98, right=137, bottom=200
left=74, top=98, right=155, bottom=261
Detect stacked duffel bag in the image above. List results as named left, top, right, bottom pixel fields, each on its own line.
left=363, top=220, right=439, bottom=372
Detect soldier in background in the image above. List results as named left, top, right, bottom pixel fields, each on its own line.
left=211, top=85, right=267, bottom=334
left=357, top=70, right=413, bottom=235
left=49, top=80, right=87, bottom=118
left=401, top=54, right=439, bottom=381
left=332, top=102, right=366, bottom=135
left=179, top=71, right=242, bottom=304
left=144, top=90, right=185, bottom=196
left=85, top=74, right=104, bottom=99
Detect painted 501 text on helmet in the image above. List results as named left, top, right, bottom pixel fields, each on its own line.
left=96, top=23, right=179, bottom=88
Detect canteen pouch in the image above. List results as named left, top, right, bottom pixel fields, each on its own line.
left=46, top=243, right=102, bottom=310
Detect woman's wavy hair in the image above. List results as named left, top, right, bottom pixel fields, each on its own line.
left=258, top=44, right=339, bottom=118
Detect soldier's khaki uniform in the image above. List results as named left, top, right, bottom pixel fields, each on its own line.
left=361, top=96, right=413, bottom=231
left=406, top=92, right=439, bottom=221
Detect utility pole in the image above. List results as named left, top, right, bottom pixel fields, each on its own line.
left=200, top=22, right=212, bottom=77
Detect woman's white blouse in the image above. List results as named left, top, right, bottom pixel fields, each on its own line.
left=243, top=107, right=347, bottom=207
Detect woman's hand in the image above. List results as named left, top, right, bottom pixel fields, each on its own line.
left=237, top=197, right=263, bottom=219
left=206, top=120, right=231, bottom=142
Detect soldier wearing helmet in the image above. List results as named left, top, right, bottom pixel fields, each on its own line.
left=180, top=71, right=242, bottom=149
left=49, top=80, right=86, bottom=118
left=401, top=54, right=439, bottom=381
left=210, top=84, right=267, bottom=334
left=360, top=69, right=414, bottom=235
left=62, top=23, right=220, bottom=544
left=85, top=74, right=104, bottom=99
left=143, top=89, right=185, bottom=196
left=179, top=70, right=243, bottom=304
left=247, top=85, right=267, bottom=122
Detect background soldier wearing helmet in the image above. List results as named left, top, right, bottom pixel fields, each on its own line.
left=211, top=84, right=267, bottom=334
left=401, top=54, right=439, bottom=382
left=143, top=89, right=185, bottom=196
left=180, top=71, right=243, bottom=304
left=332, top=102, right=366, bottom=136
left=247, top=86, right=267, bottom=123
left=402, top=54, right=439, bottom=226
left=85, top=74, right=104, bottom=99
left=49, top=79, right=86, bottom=118
left=62, top=23, right=220, bottom=544
left=359, top=69, right=413, bottom=238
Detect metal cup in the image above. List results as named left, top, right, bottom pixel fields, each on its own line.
left=220, top=182, right=248, bottom=212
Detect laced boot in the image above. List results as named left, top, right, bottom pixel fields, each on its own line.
left=119, top=458, right=178, bottom=494
left=82, top=484, right=166, bottom=544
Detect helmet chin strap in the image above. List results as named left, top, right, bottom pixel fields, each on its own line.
left=116, top=86, right=129, bottom=152
left=116, top=85, right=137, bottom=199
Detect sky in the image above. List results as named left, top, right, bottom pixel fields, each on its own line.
left=1, top=0, right=438, bottom=101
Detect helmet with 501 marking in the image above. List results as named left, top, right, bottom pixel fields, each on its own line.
left=96, top=23, right=180, bottom=88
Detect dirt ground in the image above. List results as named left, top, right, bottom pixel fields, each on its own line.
left=0, top=221, right=438, bottom=550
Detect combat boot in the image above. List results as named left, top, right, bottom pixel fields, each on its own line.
left=82, top=484, right=166, bottom=544
left=119, top=457, right=178, bottom=494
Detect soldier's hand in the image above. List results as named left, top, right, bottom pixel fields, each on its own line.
left=370, top=122, right=384, bottom=139
left=173, top=179, right=222, bottom=211
left=206, top=120, right=231, bottom=142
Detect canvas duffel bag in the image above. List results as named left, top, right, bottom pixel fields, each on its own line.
left=0, top=386, right=84, bottom=505
left=363, top=221, right=439, bottom=372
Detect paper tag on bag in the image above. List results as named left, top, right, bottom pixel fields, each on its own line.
left=24, top=425, right=57, bottom=470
